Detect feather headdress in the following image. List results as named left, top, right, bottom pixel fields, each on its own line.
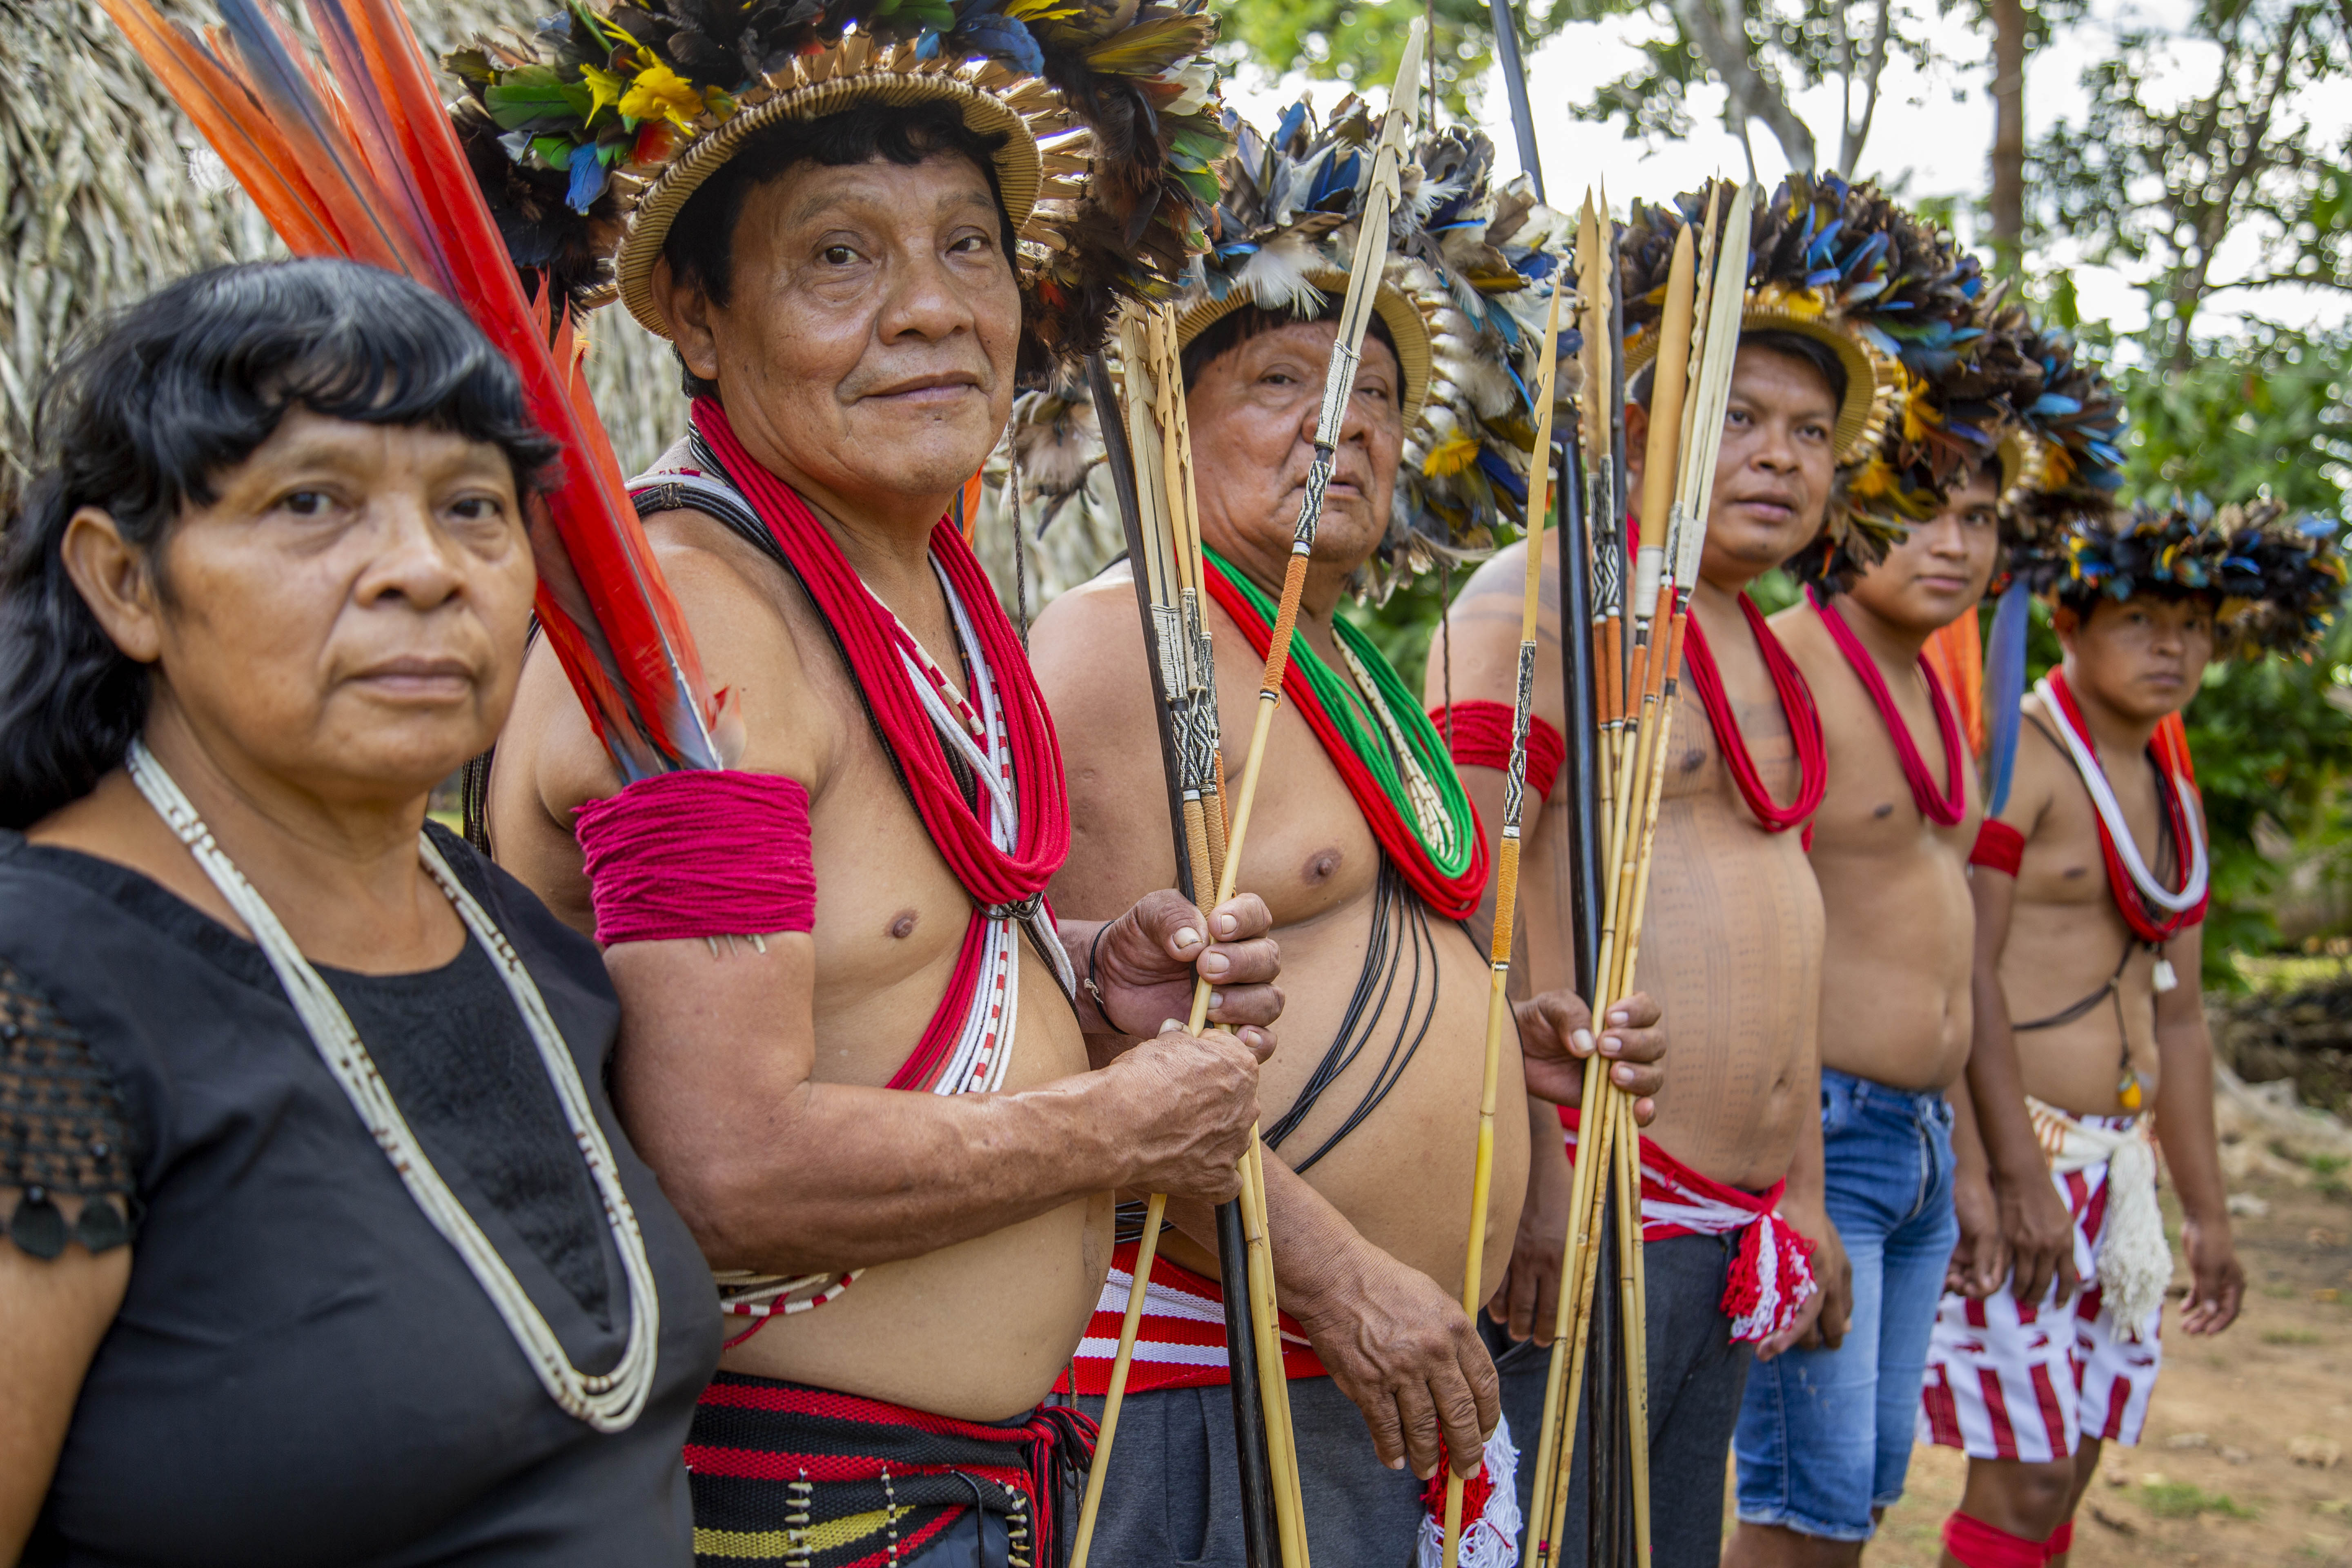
left=991, top=102, right=1576, bottom=595
left=448, top=0, right=1229, bottom=381
left=1973, top=321, right=2132, bottom=811
left=1996, top=323, right=2128, bottom=549
left=1200, top=101, right=1578, bottom=590
left=2016, top=495, right=2345, bottom=659
left=1619, top=172, right=1983, bottom=471
left=1788, top=293, right=2058, bottom=591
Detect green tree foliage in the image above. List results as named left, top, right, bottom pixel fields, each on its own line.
left=2118, top=327, right=2352, bottom=980
left=2022, top=0, right=2352, bottom=973
left=1218, top=0, right=2078, bottom=179
left=2029, top=0, right=2352, bottom=369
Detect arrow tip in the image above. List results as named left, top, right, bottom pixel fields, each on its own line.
left=1393, top=17, right=1428, bottom=131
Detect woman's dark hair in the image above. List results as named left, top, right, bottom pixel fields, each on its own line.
left=662, top=101, right=1015, bottom=400
left=0, top=258, right=559, bottom=832
left=1629, top=327, right=1849, bottom=413
left=1178, top=300, right=1405, bottom=406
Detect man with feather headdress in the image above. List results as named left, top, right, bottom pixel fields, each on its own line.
left=461, top=3, right=1292, bottom=1562
left=1028, top=102, right=1664, bottom=1567
left=1914, top=496, right=2338, bottom=1568
left=1442, top=174, right=1987, bottom=1567
left=1741, top=210, right=2019, bottom=1561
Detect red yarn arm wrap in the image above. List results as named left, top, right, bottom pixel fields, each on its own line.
left=1969, top=818, right=2027, bottom=877
left=575, top=769, right=816, bottom=945
left=1430, top=700, right=1568, bottom=801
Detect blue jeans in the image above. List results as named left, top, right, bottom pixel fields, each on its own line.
left=1734, top=1069, right=1958, bottom=1541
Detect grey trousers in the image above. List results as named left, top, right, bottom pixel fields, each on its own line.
left=1076, top=1375, right=1427, bottom=1567
left=1484, top=1231, right=1755, bottom=1568
left=902, top=1501, right=1012, bottom=1568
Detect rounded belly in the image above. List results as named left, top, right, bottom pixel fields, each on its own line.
left=720, top=1192, right=1107, bottom=1420
left=721, top=950, right=1110, bottom=1421
left=1247, top=905, right=1528, bottom=1300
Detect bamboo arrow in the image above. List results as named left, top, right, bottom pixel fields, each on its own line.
left=1441, top=266, right=1568, bottom=1568
left=1075, top=330, right=1282, bottom=1568
left=1146, top=33, right=1436, bottom=1563
left=1528, top=180, right=1755, bottom=1566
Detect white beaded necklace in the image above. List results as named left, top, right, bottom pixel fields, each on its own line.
left=2034, top=677, right=2209, bottom=914
left=127, top=740, right=660, bottom=1432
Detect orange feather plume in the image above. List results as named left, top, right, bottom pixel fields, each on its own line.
left=105, top=0, right=720, bottom=780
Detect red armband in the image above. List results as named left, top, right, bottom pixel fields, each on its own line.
left=1430, top=699, right=1567, bottom=802
left=1969, top=818, right=2026, bottom=878
left=575, top=769, right=817, bottom=945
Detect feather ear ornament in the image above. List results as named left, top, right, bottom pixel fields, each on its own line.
left=107, top=0, right=722, bottom=780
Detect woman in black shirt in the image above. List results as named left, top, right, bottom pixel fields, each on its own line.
left=0, top=260, right=721, bottom=1566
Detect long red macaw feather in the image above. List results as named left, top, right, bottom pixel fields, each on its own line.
left=103, top=0, right=719, bottom=780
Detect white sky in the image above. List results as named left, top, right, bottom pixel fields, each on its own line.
left=1225, top=0, right=2352, bottom=350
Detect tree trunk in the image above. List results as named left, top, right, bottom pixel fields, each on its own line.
left=1668, top=0, right=1818, bottom=170
left=1989, top=0, right=2026, bottom=276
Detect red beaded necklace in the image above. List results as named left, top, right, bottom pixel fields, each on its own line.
left=1682, top=592, right=1828, bottom=835
left=1808, top=587, right=1968, bottom=826
left=2042, top=668, right=2208, bottom=945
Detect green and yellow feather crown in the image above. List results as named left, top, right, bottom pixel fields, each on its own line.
left=448, top=0, right=1229, bottom=379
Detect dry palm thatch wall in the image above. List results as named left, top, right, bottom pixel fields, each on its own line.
left=0, top=0, right=683, bottom=491
left=2, top=1, right=1121, bottom=611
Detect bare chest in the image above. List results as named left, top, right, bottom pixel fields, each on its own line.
left=2018, top=761, right=2169, bottom=912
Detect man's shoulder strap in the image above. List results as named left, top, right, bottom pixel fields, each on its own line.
left=628, top=434, right=783, bottom=573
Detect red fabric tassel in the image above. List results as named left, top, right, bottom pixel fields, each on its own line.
left=1431, top=700, right=1568, bottom=802
left=2043, top=1518, right=2073, bottom=1561
left=1419, top=1441, right=1496, bottom=1520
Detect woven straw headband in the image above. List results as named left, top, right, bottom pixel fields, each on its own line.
left=615, top=70, right=1045, bottom=340
left=1174, top=269, right=1437, bottom=429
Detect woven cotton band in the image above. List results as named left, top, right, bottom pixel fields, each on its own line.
left=1433, top=700, right=1567, bottom=802
left=576, top=770, right=817, bottom=945
left=1971, top=818, right=2027, bottom=877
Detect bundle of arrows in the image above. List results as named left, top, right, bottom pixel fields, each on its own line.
left=1517, top=180, right=1759, bottom=1568
left=1076, top=26, right=1430, bottom=1568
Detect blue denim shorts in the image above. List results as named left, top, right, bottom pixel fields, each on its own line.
left=1734, top=1068, right=1959, bottom=1541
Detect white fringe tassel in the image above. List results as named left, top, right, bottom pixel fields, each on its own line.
left=1415, top=1414, right=1521, bottom=1568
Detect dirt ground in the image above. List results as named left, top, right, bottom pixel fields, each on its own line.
left=1859, top=1141, right=2352, bottom=1566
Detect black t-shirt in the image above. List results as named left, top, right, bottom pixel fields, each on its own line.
left=0, top=824, right=721, bottom=1568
